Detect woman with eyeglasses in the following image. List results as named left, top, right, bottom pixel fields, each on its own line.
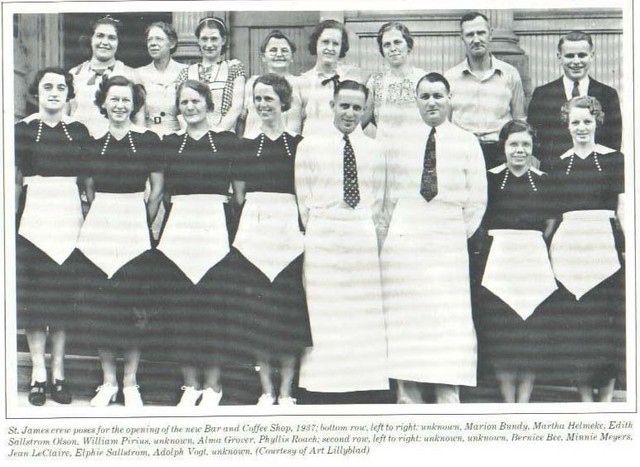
left=239, top=30, right=303, bottom=138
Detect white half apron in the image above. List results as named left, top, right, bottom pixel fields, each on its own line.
left=19, top=176, right=84, bottom=265
left=233, top=192, right=304, bottom=282
left=482, top=229, right=558, bottom=320
left=77, top=192, right=150, bottom=278
left=381, top=198, right=477, bottom=386
left=299, top=207, right=389, bottom=392
left=550, top=210, right=620, bottom=300
left=157, top=194, right=230, bottom=285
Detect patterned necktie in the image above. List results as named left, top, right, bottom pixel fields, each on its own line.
left=571, top=80, right=580, bottom=98
left=420, top=127, right=438, bottom=202
left=343, top=134, right=360, bottom=208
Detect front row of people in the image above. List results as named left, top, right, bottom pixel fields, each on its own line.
left=16, top=66, right=625, bottom=407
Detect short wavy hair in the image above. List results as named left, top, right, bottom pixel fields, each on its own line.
left=145, top=21, right=179, bottom=55
left=376, top=22, right=414, bottom=57
left=498, top=120, right=538, bottom=157
left=90, top=14, right=122, bottom=37
left=308, top=19, right=349, bottom=58
left=253, top=73, right=293, bottom=112
left=29, top=66, right=76, bottom=101
left=561, top=95, right=605, bottom=126
left=175, top=80, right=215, bottom=114
left=94, top=75, right=146, bottom=119
left=260, top=30, right=296, bottom=55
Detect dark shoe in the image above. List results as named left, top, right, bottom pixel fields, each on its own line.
left=50, top=379, right=72, bottom=404
left=28, top=381, right=47, bottom=406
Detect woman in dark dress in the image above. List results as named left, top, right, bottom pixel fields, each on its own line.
left=156, top=80, right=236, bottom=408
left=476, top=120, right=558, bottom=403
left=547, top=96, right=625, bottom=402
left=230, top=73, right=311, bottom=406
left=15, top=67, right=91, bottom=406
left=76, top=75, right=164, bottom=407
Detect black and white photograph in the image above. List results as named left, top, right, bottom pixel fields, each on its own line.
left=2, top=0, right=637, bottom=464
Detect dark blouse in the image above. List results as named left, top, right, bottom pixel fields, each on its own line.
left=15, top=118, right=91, bottom=177
left=163, top=130, right=237, bottom=196
left=88, top=129, right=164, bottom=193
left=232, top=132, right=303, bottom=194
left=484, top=167, right=551, bottom=232
left=547, top=150, right=624, bottom=217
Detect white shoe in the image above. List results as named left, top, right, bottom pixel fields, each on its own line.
left=178, top=386, right=202, bottom=407
left=90, top=383, right=118, bottom=407
left=277, top=396, right=296, bottom=406
left=257, top=393, right=276, bottom=406
left=123, top=385, right=144, bottom=407
left=199, top=388, right=223, bottom=407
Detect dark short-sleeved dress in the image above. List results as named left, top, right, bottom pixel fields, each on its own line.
left=475, top=166, right=556, bottom=374
left=153, top=130, right=237, bottom=365
left=544, top=149, right=625, bottom=386
left=74, top=129, right=164, bottom=352
left=15, top=117, right=91, bottom=330
left=226, top=133, right=312, bottom=361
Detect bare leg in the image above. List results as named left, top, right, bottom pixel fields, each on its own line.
left=256, top=355, right=275, bottom=396
left=49, top=328, right=66, bottom=381
left=98, top=349, right=118, bottom=386
left=577, top=383, right=594, bottom=402
left=597, top=378, right=616, bottom=402
left=26, top=328, right=47, bottom=384
left=496, top=370, right=517, bottom=403
left=397, top=380, right=423, bottom=404
left=516, top=371, right=536, bottom=403
left=181, top=366, right=200, bottom=389
left=279, top=355, right=296, bottom=399
left=122, top=347, right=140, bottom=387
left=203, top=365, right=222, bottom=392
left=434, top=384, right=460, bottom=404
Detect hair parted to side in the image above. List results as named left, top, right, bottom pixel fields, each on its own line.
left=175, top=79, right=215, bottom=114
left=498, top=120, right=538, bottom=156
left=333, top=79, right=368, bottom=100
left=253, top=73, right=293, bottom=112
left=557, top=30, right=594, bottom=52
left=561, top=95, right=605, bottom=126
left=146, top=21, right=179, bottom=55
left=29, top=66, right=76, bottom=101
left=459, top=11, right=489, bottom=28
left=415, top=72, right=451, bottom=94
left=308, top=19, right=349, bottom=58
left=260, top=30, right=297, bottom=54
left=94, top=74, right=146, bottom=119
left=376, top=21, right=414, bottom=56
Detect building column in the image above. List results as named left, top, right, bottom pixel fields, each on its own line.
left=482, top=9, right=531, bottom=99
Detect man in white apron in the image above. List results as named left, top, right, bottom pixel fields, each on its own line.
left=295, top=80, right=389, bottom=400
left=381, top=72, right=487, bottom=403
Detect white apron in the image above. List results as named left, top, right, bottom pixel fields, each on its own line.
left=299, top=207, right=389, bottom=392
left=550, top=210, right=620, bottom=300
left=233, top=192, right=304, bottom=282
left=381, top=198, right=477, bottom=386
left=77, top=192, right=150, bottom=278
left=19, top=176, right=84, bottom=265
left=482, top=229, right=558, bottom=320
left=157, top=194, right=230, bottom=285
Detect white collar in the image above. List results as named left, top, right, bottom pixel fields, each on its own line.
left=94, top=123, right=147, bottom=139
left=488, top=163, right=546, bottom=176
left=21, top=113, right=77, bottom=125
left=559, top=144, right=616, bottom=159
left=562, top=75, right=590, bottom=100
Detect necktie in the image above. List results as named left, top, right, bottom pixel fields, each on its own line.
left=87, top=64, right=115, bottom=85
left=420, top=127, right=438, bottom=202
left=343, top=134, right=360, bottom=209
left=321, top=74, right=340, bottom=91
left=571, top=80, right=580, bottom=98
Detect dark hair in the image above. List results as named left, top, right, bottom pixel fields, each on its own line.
left=557, top=30, right=594, bottom=52
left=498, top=120, right=537, bottom=157
left=333, top=79, right=368, bottom=101
left=415, top=72, right=451, bottom=94
left=376, top=22, right=414, bottom=57
left=175, top=80, right=215, bottom=114
left=253, top=73, right=293, bottom=112
left=560, top=95, right=605, bottom=126
left=260, top=30, right=296, bottom=54
left=308, top=19, right=349, bottom=59
left=146, top=21, right=179, bottom=55
left=90, top=14, right=122, bottom=37
left=94, top=75, right=145, bottom=119
left=460, top=11, right=490, bottom=28
left=29, top=66, right=76, bottom=101
left=195, top=16, right=228, bottom=54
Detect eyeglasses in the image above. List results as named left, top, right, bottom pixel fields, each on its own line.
left=266, top=48, right=292, bottom=57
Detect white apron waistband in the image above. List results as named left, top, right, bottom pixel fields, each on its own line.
left=488, top=229, right=543, bottom=239
left=171, top=193, right=228, bottom=205
left=245, top=191, right=297, bottom=203
left=562, top=210, right=615, bottom=221
left=23, top=175, right=78, bottom=186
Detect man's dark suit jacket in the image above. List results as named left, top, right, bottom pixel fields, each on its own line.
left=527, top=76, right=622, bottom=171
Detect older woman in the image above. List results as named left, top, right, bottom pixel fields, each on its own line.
left=15, top=67, right=92, bottom=406
left=475, top=120, right=558, bottom=403
left=76, top=75, right=163, bottom=407
left=362, top=22, right=425, bottom=139
left=136, top=21, right=186, bottom=136
left=230, top=73, right=311, bottom=405
left=300, top=19, right=367, bottom=136
left=68, top=15, right=139, bottom=137
left=547, top=96, right=625, bottom=402
left=155, top=80, right=237, bottom=408
left=176, top=16, right=246, bottom=132
left=240, top=30, right=303, bottom=138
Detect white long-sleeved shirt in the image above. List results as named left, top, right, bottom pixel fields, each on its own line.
left=295, top=125, right=385, bottom=236
left=382, top=119, right=487, bottom=238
